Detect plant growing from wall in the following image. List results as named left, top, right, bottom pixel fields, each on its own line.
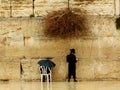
left=30, top=14, right=35, bottom=17
left=44, top=0, right=92, bottom=38
left=9, top=0, right=12, bottom=17
left=32, top=0, right=35, bottom=17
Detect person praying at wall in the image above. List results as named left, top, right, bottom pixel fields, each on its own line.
left=66, top=48, right=77, bottom=82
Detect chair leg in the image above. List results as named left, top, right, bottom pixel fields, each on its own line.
left=41, top=75, right=51, bottom=82
left=50, top=74, right=52, bottom=82
left=47, top=75, right=49, bottom=82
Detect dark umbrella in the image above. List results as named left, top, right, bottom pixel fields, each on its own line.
left=38, top=59, right=56, bottom=67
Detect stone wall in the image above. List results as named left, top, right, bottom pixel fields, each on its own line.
left=0, top=16, right=120, bottom=81
left=0, top=0, right=116, bottom=17
left=0, top=0, right=120, bottom=81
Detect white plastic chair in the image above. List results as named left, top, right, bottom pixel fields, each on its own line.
left=39, top=66, right=52, bottom=82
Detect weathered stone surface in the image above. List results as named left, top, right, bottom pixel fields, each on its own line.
left=21, top=59, right=40, bottom=80
left=0, top=58, right=20, bottom=80
left=0, top=0, right=116, bottom=17
left=95, top=59, right=120, bottom=80
left=0, top=14, right=120, bottom=81
left=0, top=0, right=120, bottom=81
left=76, top=59, right=95, bottom=80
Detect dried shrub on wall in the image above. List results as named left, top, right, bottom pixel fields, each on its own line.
left=44, top=9, right=91, bottom=38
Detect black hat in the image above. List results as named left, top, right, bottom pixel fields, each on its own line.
left=70, top=48, right=75, bottom=53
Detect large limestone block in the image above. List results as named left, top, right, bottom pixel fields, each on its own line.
left=99, top=37, right=116, bottom=58
left=70, top=39, right=100, bottom=59
left=5, top=46, right=25, bottom=58
left=87, top=16, right=116, bottom=37
left=0, top=18, right=22, bottom=35
left=95, top=59, right=120, bottom=80
left=21, top=59, right=40, bottom=80
left=0, top=59, right=20, bottom=80
left=5, top=33, right=24, bottom=46
left=24, top=39, right=70, bottom=58
left=20, top=18, right=44, bottom=37
left=0, top=18, right=45, bottom=46
left=51, top=57, right=68, bottom=81
left=4, top=32, right=24, bottom=58
left=76, top=59, right=95, bottom=80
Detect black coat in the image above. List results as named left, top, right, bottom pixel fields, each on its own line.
left=67, top=53, right=77, bottom=75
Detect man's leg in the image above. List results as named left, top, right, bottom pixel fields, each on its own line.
left=73, top=73, right=77, bottom=82
left=68, top=74, right=71, bottom=82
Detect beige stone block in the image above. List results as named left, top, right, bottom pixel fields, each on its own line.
left=95, top=59, right=119, bottom=80
left=0, top=59, right=20, bottom=80
left=6, top=34, right=24, bottom=46
left=0, top=18, right=22, bottom=35
left=24, top=37, right=40, bottom=47
left=5, top=46, right=25, bottom=58
left=76, top=59, right=95, bottom=80
left=70, top=39, right=100, bottom=59
left=87, top=16, right=116, bottom=37
left=24, top=47, right=41, bottom=58
left=39, top=39, right=69, bottom=57
left=19, top=18, right=33, bottom=36
left=99, top=37, right=116, bottom=58
left=52, top=57, right=67, bottom=81
left=97, top=18, right=116, bottom=37
left=21, top=59, right=41, bottom=80
left=20, top=18, right=44, bottom=36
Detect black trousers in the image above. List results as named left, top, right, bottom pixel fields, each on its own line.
left=68, top=64, right=76, bottom=80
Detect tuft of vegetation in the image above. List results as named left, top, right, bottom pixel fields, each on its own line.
left=43, top=0, right=93, bottom=39
left=44, top=9, right=92, bottom=38
left=30, top=14, right=35, bottom=18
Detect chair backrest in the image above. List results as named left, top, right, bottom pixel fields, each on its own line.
left=40, top=66, right=51, bottom=74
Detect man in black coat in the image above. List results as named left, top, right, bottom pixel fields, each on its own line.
left=66, top=48, right=77, bottom=82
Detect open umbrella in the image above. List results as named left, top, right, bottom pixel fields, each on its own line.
left=38, top=59, right=56, bottom=67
